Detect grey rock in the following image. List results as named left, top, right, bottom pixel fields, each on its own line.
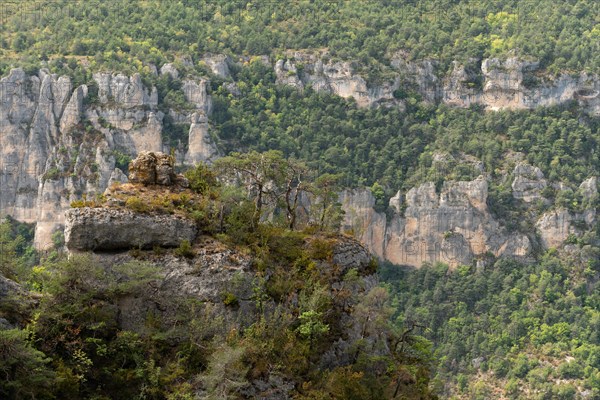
left=160, top=63, right=179, bottom=79
left=579, top=177, right=598, bottom=201
left=0, top=274, right=21, bottom=299
left=93, top=72, right=157, bottom=108
left=331, top=237, right=372, bottom=273
left=107, top=168, right=128, bottom=187
left=536, top=208, right=573, bottom=249
left=128, top=151, right=179, bottom=186
left=64, top=207, right=198, bottom=251
left=512, top=163, right=547, bottom=203
left=201, top=54, right=231, bottom=79
left=182, top=79, right=212, bottom=114
left=338, top=176, right=531, bottom=268
left=184, top=112, right=220, bottom=165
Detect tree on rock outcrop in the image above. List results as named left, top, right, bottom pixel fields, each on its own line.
left=214, top=150, right=311, bottom=230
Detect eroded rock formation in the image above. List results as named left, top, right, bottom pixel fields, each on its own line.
left=274, top=51, right=600, bottom=114
left=0, top=67, right=216, bottom=250
left=341, top=177, right=532, bottom=268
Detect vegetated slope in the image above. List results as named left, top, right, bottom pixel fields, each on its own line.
left=381, top=245, right=600, bottom=399
left=2, top=0, right=598, bottom=76
left=212, top=60, right=600, bottom=193
left=0, top=159, right=435, bottom=399
left=1, top=0, right=599, bottom=398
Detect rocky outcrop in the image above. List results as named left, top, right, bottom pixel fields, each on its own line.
left=69, top=231, right=375, bottom=399
left=272, top=52, right=600, bottom=114
left=127, top=151, right=189, bottom=187
left=93, top=72, right=158, bottom=108
left=579, top=177, right=598, bottom=202
left=341, top=177, right=532, bottom=268
left=536, top=208, right=573, bottom=249
left=535, top=177, right=598, bottom=249
left=0, top=273, right=22, bottom=301
left=185, top=113, right=219, bottom=165
left=182, top=79, right=212, bottom=114
left=338, top=169, right=597, bottom=258
left=512, top=163, right=548, bottom=203
left=274, top=52, right=402, bottom=108
left=201, top=54, right=231, bottom=79
left=160, top=63, right=179, bottom=79
left=65, top=208, right=197, bottom=251
left=59, top=84, right=86, bottom=133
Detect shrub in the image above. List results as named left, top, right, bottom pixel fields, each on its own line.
left=557, top=360, right=584, bottom=379
left=221, top=292, right=239, bottom=307
left=308, top=237, right=334, bottom=261
left=185, top=163, right=218, bottom=195
left=42, top=167, right=61, bottom=181
left=125, top=196, right=149, bottom=213
left=175, top=240, right=195, bottom=258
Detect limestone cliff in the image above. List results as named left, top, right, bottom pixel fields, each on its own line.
left=340, top=172, right=598, bottom=268
left=340, top=177, right=532, bottom=268
left=273, top=51, right=600, bottom=114
left=274, top=51, right=403, bottom=108
left=0, top=67, right=216, bottom=250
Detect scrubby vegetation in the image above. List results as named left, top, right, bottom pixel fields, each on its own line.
left=1, top=160, right=434, bottom=399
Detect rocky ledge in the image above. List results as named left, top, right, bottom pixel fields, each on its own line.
left=65, top=208, right=197, bottom=251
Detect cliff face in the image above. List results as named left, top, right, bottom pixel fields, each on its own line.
left=274, top=52, right=600, bottom=114
left=341, top=178, right=531, bottom=268
left=274, top=52, right=403, bottom=108
left=1, top=53, right=599, bottom=257
left=0, top=68, right=217, bottom=250
left=340, top=172, right=598, bottom=268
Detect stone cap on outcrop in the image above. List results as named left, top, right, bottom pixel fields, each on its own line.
left=331, top=236, right=373, bottom=274
left=128, top=151, right=189, bottom=187
left=65, top=208, right=197, bottom=251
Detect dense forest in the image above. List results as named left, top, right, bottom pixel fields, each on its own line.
left=382, top=248, right=600, bottom=399
left=1, top=0, right=600, bottom=398
left=1, top=0, right=599, bottom=77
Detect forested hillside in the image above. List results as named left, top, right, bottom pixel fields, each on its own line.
left=1, top=0, right=599, bottom=399
left=2, top=0, right=599, bottom=76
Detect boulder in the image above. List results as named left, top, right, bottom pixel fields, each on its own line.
left=128, top=151, right=158, bottom=184
left=128, top=151, right=182, bottom=186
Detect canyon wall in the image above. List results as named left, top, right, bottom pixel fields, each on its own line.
left=340, top=169, right=597, bottom=268
left=274, top=52, right=600, bottom=114
left=0, top=54, right=598, bottom=261
left=0, top=67, right=217, bottom=250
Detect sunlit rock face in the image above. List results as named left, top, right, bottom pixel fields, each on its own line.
left=340, top=177, right=532, bottom=268
left=274, top=52, right=600, bottom=114
left=0, top=66, right=218, bottom=250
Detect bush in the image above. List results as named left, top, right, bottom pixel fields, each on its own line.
left=221, top=292, right=239, bottom=307
left=125, top=196, right=149, bottom=213
left=557, top=360, right=584, bottom=379
left=175, top=240, right=195, bottom=258
left=308, top=237, right=334, bottom=260
left=43, top=167, right=61, bottom=181
left=185, top=163, right=218, bottom=195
